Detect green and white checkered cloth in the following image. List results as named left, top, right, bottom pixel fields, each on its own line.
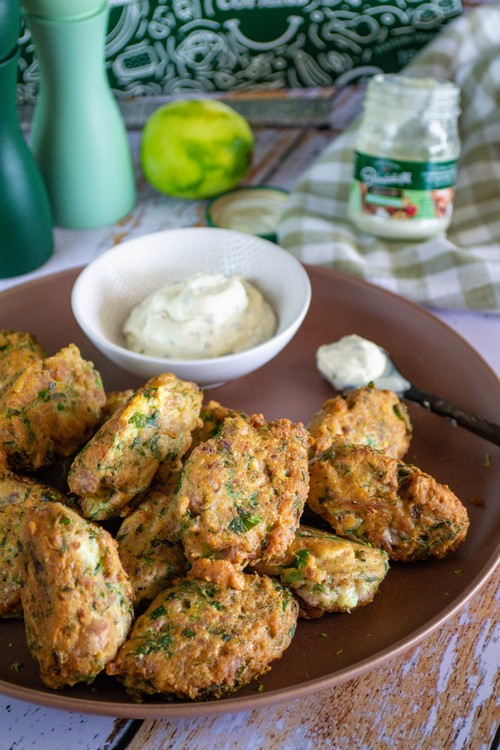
left=277, top=5, right=500, bottom=313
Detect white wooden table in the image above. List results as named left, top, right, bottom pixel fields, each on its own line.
left=1, top=107, right=499, bottom=750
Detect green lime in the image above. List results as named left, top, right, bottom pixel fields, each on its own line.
left=140, top=99, right=254, bottom=200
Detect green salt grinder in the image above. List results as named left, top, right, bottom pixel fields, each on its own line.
left=22, top=0, right=136, bottom=228
left=0, top=0, right=53, bottom=277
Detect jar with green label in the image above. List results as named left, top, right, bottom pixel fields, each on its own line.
left=348, top=74, right=461, bottom=240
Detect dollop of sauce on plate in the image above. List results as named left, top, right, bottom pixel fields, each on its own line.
left=123, top=273, right=277, bottom=360
left=316, top=334, right=410, bottom=392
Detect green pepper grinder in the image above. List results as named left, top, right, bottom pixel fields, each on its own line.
left=22, top=0, right=136, bottom=228
left=0, top=0, right=53, bottom=277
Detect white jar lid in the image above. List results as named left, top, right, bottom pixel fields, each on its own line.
left=206, top=186, right=289, bottom=242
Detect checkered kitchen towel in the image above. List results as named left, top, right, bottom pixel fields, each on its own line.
left=277, top=5, right=500, bottom=313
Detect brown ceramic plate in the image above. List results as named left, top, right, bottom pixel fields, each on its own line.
left=0, top=265, right=498, bottom=719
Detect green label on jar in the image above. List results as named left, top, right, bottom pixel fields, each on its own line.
left=351, top=151, right=458, bottom=222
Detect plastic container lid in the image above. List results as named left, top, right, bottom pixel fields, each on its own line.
left=21, top=0, right=105, bottom=21
left=206, top=186, right=289, bottom=243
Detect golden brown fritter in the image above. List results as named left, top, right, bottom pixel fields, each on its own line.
left=177, top=413, right=312, bottom=572
left=308, top=442, right=469, bottom=561
left=0, top=344, right=105, bottom=472
left=188, top=558, right=247, bottom=589
left=187, top=400, right=248, bottom=456
left=0, top=467, right=74, bottom=617
left=99, top=389, right=135, bottom=425
left=106, top=573, right=298, bottom=701
left=116, top=471, right=188, bottom=607
left=253, top=524, right=389, bottom=617
left=0, top=468, right=67, bottom=508
left=18, top=501, right=134, bottom=689
left=68, top=373, right=203, bottom=520
left=0, top=330, right=45, bottom=391
left=0, top=502, right=29, bottom=618
left=308, top=386, right=412, bottom=459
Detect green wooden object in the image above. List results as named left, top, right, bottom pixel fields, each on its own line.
left=0, top=0, right=52, bottom=278
left=24, top=1, right=136, bottom=228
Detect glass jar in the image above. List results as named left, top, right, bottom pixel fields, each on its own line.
left=348, top=74, right=461, bottom=240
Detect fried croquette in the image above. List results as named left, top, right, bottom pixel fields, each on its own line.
left=148, top=399, right=248, bottom=487
left=177, top=413, right=312, bottom=572
left=187, top=400, right=248, bottom=456
left=0, top=330, right=45, bottom=391
left=0, top=502, right=30, bottom=618
left=99, top=389, right=135, bottom=424
left=0, top=344, right=105, bottom=472
left=116, top=472, right=188, bottom=607
left=0, top=470, right=70, bottom=617
left=68, top=373, right=203, bottom=520
left=308, top=386, right=412, bottom=459
left=18, top=501, right=134, bottom=689
left=253, top=524, right=389, bottom=617
left=106, top=573, right=298, bottom=701
left=0, top=467, right=68, bottom=508
left=188, top=558, right=247, bottom=589
left=308, top=442, right=469, bottom=561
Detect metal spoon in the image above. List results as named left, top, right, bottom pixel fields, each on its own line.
left=317, top=336, right=500, bottom=446
left=371, top=350, right=500, bottom=446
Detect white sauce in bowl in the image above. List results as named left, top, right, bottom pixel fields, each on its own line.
left=316, top=334, right=410, bottom=392
left=123, top=273, right=277, bottom=359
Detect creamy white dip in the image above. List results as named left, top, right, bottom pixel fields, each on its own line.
left=218, top=204, right=282, bottom=234
left=123, top=273, right=277, bottom=359
left=316, top=334, right=410, bottom=392
left=207, top=187, right=288, bottom=238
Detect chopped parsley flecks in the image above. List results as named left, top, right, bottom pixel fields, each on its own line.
left=228, top=507, right=263, bottom=534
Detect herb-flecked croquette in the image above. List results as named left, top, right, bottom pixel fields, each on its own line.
left=106, top=573, right=298, bottom=701
left=0, top=344, right=105, bottom=471
left=308, top=386, right=412, bottom=459
left=0, top=467, right=70, bottom=618
left=0, top=330, right=46, bottom=391
left=253, top=524, right=389, bottom=617
left=68, top=373, right=202, bottom=520
left=18, top=501, right=134, bottom=689
left=116, top=472, right=188, bottom=607
left=176, top=413, right=312, bottom=572
left=308, top=441, right=469, bottom=561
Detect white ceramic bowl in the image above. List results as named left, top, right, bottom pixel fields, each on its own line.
left=71, top=227, right=311, bottom=387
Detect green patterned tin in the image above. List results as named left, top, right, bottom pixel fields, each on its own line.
left=17, top=0, right=462, bottom=101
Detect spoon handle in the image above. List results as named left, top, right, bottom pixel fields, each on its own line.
left=405, top=385, right=500, bottom=447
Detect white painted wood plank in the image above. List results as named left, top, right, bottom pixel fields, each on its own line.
left=0, top=697, right=138, bottom=750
